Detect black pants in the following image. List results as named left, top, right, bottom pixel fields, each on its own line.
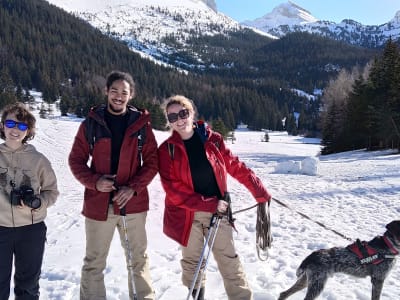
left=0, top=222, right=47, bottom=300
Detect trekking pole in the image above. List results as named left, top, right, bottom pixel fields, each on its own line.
left=187, top=213, right=222, bottom=300
left=193, top=215, right=222, bottom=300
left=121, top=207, right=138, bottom=300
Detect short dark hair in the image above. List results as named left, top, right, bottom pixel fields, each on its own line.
left=106, top=70, right=136, bottom=98
left=1, top=102, right=36, bottom=143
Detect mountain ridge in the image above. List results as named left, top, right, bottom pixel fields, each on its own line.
left=47, top=0, right=400, bottom=58
left=242, top=1, right=400, bottom=48
left=48, top=0, right=242, bottom=66
left=1, top=0, right=379, bottom=134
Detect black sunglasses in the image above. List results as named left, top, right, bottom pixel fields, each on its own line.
left=167, top=109, right=190, bottom=123
left=4, top=119, right=29, bottom=131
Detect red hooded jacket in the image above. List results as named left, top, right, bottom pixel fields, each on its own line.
left=68, top=105, right=158, bottom=221
left=158, top=122, right=271, bottom=246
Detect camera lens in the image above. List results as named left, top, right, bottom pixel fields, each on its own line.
left=28, top=197, right=41, bottom=209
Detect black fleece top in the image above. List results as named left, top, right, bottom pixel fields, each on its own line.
left=183, top=132, right=221, bottom=198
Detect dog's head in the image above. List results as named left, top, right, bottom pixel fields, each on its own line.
left=386, top=220, right=400, bottom=244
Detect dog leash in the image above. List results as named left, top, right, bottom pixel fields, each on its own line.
left=231, top=196, right=353, bottom=261
left=271, top=197, right=353, bottom=241
left=232, top=198, right=352, bottom=241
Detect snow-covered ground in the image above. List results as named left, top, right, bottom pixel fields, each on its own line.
left=9, top=108, right=400, bottom=300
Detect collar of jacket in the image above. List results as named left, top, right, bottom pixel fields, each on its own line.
left=0, top=143, right=35, bottom=153
left=88, top=104, right=150, bottom=130
left=169, top=120, right=210, bottom=145
left=194, top=120, right=209, bottom=144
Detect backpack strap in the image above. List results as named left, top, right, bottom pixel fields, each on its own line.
left=85, top=116, right=147, bottom=166
left=84, top=118, right=96, bottom=154
left=136, top=126, right=146, bottom=167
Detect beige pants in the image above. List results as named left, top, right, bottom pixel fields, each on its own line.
left=181, top=211, right=253, bottom=300
left=80, top=207, right=155, bottom=300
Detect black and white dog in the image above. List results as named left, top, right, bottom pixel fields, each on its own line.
left=278, top=220, right=400, bottom=300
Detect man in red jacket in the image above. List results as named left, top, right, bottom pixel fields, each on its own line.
left=69, top=70, right=158, bottom=300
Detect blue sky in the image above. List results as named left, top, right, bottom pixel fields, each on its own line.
left=216, top=0, right=400, bottom=25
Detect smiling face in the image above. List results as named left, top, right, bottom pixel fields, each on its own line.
left=105, top=79, right=133, bottom=115
left=3, top=113, right=29, bottom=149
left=167, top=103, right=194, bottom=140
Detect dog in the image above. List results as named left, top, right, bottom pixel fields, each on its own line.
left=278, top=220, right=400, bottom=300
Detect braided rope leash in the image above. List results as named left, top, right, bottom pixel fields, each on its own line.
left=232, top=202, right=272, bottom=261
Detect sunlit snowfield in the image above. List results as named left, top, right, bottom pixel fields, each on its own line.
left=9, top=111, right=399, bottom=300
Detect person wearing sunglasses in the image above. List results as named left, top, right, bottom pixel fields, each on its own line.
left=68, top=70, right=158, bottom=300
left=158, top=95, right=271, bottom=300
left=0, top=102, right=59, bottom=299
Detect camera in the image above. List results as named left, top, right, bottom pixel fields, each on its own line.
left=10, top=185, right=41, bottom=209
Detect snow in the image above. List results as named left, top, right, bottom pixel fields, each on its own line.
left=48, top=0, right=212, bottom=13
left=243, top=1, right=318, bottom=29
left=240, top=1, right=400, bottom=45
left=8, top=106, right=400, bottom=300
left=46, top=0, right=241, bottom=70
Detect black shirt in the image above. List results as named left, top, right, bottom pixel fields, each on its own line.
left=184, top=132, right=221, bottom=198
left=104, top=109, right=130, bottom=174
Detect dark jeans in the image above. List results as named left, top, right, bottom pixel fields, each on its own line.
left=0, top=222, right=47, bottom=300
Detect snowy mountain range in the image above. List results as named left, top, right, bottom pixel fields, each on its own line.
left=47, top=0, right=242, bottom=65
left=46, top=0, right=399, bottom=66
left=242, top=1, right=400, bottom=48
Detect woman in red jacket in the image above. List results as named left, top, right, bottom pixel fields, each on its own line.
left=158, top=95, right=271, bottom=300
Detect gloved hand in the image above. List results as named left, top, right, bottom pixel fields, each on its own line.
left=217, top=199, right=229, bottom=215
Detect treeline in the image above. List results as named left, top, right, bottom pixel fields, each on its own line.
left=0, top=0, right=377, bottom=134
left=321, top=39, right=400, bottom=154
left=184, top=30, right=376, bottom=92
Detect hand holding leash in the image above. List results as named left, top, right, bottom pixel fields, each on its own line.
left=217, top=200, right=229, bottom=215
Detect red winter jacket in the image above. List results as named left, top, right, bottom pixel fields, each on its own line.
left=158, top=123, right=271, bottom=246
left=68, top=105, right=158, bottom=221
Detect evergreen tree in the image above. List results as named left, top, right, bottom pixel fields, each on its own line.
left=211, top=118, right=229, bottom=138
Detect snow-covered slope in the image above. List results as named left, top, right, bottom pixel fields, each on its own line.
left=243, top=1, right=318, bottom=29
left=45, top=0, right=399, bottom=70
left=47, top=0, right=242, bottom=64
left=242, top=1, right=400, bottom=47
left=11, top=100, right=399, bottom=299
left=50, top=0, right=216, bottom=13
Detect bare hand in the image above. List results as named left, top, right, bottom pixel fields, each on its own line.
left=112, top=186, right=136, bottom=209
left=217, top=200, right=229, bottom=215
left=96, top=174, right=117, bottom=192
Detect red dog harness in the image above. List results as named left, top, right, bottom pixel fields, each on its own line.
left=347, top=235, right=398, bottom=265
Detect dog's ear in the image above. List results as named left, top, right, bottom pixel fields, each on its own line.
left=386, top=221, right=400, bottom=238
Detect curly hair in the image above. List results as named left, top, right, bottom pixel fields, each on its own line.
left=0, top=102, right=36, bottom=143
left=106, top=70, right=136, bottom=98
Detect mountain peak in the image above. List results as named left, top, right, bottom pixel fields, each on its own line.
left=391, top=10, right=400, bottom=23
left=273, top=1, right=318, bottom=23
left=242, top=1, right=318, bottom=30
